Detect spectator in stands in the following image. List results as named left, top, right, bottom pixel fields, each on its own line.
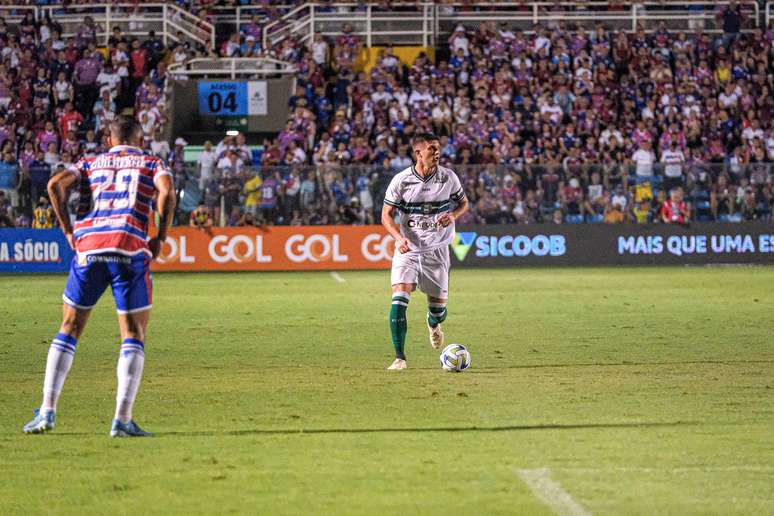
left=150, top=130, right=171, bottom=161
left=32, top=196, right=55, bottom=229
left=0, top=151, right=19, bottom=209
left=310, top=32, right=329, bottom=68
left=243, top=171, right=263, bottom=219
left=28, top=150, right=51, bottom=203
left=720, top=0, right=744, bottom=48
left=0, top=191, right=13, bottom=227
left=662, top=187, right=691, bottom=224
left=190, top=202, right=213, bottom=231
left=73, top=48, right=102, bottom=116
left=197, top=140, right=217, bottom=190
left=259, top=171, right=282, bottom=224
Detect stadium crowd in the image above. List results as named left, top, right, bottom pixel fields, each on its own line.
left=0, top=2, right=773, bottom=229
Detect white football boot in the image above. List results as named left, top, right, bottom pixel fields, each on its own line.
left=428, top=322, right=444, bottom=350
left=387, top=358, right=407, bottom=370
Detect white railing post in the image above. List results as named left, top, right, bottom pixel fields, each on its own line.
left=752, top=1, right=760, bottom=29
left=236, top=6, right=242, bottom=39
left=310, top=4, right=316, bottom=40
left=433, top=3, right=438, bottom=47
left=366, top=4, right=372, bottom=47
left=163, top=4, right=169, bottom=46
left=105, top=4, right=111, bottom=46
left=631, top=2, right=637, bottom=32
left=532, top=3, right=538, bottom=25
left=232, top=59, right=236, bottom=80
left=422, top=3, right=427, bottom=47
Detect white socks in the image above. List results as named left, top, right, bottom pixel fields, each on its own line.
left=41, top=333, right=77, bottom=412
left=39, top=334, right=147, bottom=423
left=114, top=339, right=145, bottom=423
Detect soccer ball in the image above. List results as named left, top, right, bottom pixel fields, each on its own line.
left=440, top=344, right=471, bottom=372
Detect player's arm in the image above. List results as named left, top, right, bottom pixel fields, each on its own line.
left=438, top=174, right=470, bottom=227
left=47, top=168, right=79, bottom=249
left=448, top=195, right=470, bottom=223
left=150, top=173, right=175, bottom=259
left=381, top=203, right=409, bottom=254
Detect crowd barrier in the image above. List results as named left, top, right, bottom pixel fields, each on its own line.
left=449, top=222, right=774, bottom=267
left=1, top=223, right=773, bottom=273
left=0, top=229, right=74, bottom=273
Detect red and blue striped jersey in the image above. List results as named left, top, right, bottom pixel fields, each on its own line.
left=68, top=145, right=172, bottom=258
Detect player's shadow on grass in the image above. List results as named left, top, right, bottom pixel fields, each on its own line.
left=158, top=420, right=699, bottom=437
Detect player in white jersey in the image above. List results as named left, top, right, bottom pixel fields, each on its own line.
left=381, top=133, right=469, bottom=370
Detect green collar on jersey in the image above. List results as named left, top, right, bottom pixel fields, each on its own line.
left=412, top=164, right=437, bottom=183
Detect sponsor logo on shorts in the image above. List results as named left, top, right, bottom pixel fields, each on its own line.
left=86, top=255, right=132, bottom=264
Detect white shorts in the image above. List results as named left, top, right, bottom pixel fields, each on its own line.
left=391, top=246, right=450, bottom=299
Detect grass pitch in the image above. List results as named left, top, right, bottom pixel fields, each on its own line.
left=1, top=267, right=773, bottom=515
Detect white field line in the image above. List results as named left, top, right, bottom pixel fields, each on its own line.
left=558, top=466, right=774, bottom=473
left=516, top=468, right=591, bottom=516
left=330, top=271, right=345, bottom=283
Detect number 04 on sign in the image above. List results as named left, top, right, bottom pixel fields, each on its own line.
left=198, top=81, right=267, bottom=116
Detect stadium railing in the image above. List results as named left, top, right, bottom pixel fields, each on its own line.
left=0, top=5, right=37, bottom=24
left=263, top=2, right=436, bottom=49
left=199, top=4, right=300, bottom=34
left=168, top=57, right=297, bottom=80
left=260, top=1, right=760, bottom=49
left=437, top=1, right=759, bottom=35
left=0, top=3, right=215, bottom=49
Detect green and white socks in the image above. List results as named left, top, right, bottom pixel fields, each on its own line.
left=428, top=302, right=447, bottom=328
left=390, top=291, right=410, bottom=359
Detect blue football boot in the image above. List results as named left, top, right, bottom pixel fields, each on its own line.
left=110, top=419, right=154, bottom=438
left=23, top=409, right=56, bottom=434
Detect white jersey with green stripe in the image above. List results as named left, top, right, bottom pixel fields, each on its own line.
left=384, top=164, right=466, bottom=251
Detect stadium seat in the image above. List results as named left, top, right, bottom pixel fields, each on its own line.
left=565, top=214, right=584, bottom=224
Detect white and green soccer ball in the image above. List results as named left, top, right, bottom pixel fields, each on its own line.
left=440, top=343, right=471, bottom=372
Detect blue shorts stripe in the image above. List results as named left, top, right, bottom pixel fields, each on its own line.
left=122, top=338, right=144, bottom=347
left=54, top=333, right=78, bottom=346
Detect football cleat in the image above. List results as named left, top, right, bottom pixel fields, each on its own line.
left=387, top=358, right=407, bottom=370
left=23, top=408, right=56, bottom=434
left=110, top=419, right=154, bottom=438
left=428, top=321, right=444, bottom=350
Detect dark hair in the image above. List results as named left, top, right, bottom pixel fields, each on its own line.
left=411, top=132, right=439, bottom=148
left=109, top=116, right=143, bottom=145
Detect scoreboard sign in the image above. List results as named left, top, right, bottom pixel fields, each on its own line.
left=198, top=81, right=268, bottom=116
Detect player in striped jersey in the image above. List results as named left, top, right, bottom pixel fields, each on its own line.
left=23, top=117, right=175, bottom=437
left=382, top=133, right=469, bottom=370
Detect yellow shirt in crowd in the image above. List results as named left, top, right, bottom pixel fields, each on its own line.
left=243, top=175, right=263, bottom=207
left=33, top=207, right=55, bottom=229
